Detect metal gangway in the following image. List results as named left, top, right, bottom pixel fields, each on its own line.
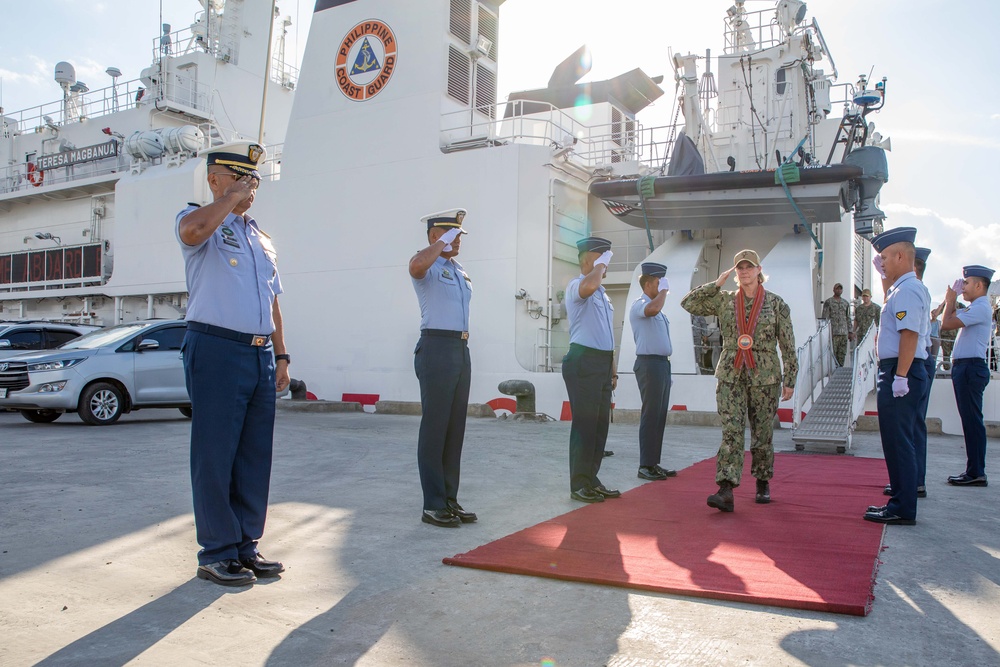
left=790, top=322, right=878, bottom=452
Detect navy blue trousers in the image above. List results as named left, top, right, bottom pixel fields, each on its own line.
left=634, top=355, right=671, bottom=467
left=414, top=335, right=470, bottom=510
left=562, top=344, right=613, bottom=492
left=877, top=358, right=928, bottom=520
left=951, top=358, right=990, bottom=478
left=913, top=354, right=936, bottom=487
left=183, top=330, right=276, bottom=565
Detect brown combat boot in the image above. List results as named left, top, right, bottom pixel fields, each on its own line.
left=707, top=482, right=735, bottom=512
left=755, top=479, right=771, bottom=504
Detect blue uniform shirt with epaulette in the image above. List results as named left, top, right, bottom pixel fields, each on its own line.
left=952, top=296, right=993, bottom=359
left=566, top=275, right=615, bottom=351
left=877, top=271, right=928, bottom=360
left=412, top=256, right=472, bottom=331
left=630, top=294, right=673, bottom=357
left=918, top=281, right=932, bottom=353
left=176, top=205, right=283, bottom=334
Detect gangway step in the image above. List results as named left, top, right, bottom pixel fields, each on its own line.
left=792, top=366, right=855, bottom=453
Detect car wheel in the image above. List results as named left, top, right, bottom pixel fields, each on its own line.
left=20, top=409, right=61, bottom=423
left=179, top=407, right=193, bottom=418
left=78, top=382, right=125, bottom=425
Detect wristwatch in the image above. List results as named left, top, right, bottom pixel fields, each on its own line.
left=275, top=353, right=291, bottom=364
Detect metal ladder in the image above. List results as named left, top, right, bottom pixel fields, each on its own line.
left=792, top=365, right=855, bottom=453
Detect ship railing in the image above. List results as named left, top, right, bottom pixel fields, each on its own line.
left=441, top=100, right=684, bottom=172
left=848, top=321, right=878, bottom=428
left=790, top=319, right=835, bottom=427
left=0, top=155, right=126, bottom=195
left=1, top=79, right=150, bottom=132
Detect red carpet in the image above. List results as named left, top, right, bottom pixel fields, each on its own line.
left=444, top=453, right=888, bottom=616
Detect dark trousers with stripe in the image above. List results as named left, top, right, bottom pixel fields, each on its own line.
left=951, top=358, right=990, bottom=478
left=183, top=329, right=276, bottom=565
left=634, top=355, right=671, bottom=467
left=414, top=335, right=471, bottom=510
left=562, top=344, right=614, bottom=491
left=877, top=358, right=927, bottom=520
left=914, top=354, right=936, bottom=487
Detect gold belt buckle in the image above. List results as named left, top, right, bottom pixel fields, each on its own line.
left=252, top=336, right=266, bottom=347
left=461, top=332, right=469, bottom=340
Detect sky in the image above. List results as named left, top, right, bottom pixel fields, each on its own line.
left=1, top=0, right=997, bottom=306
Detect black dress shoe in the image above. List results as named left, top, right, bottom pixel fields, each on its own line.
left=603, top=450, right=615, bottom=457
left=917, top=486, right=927, bottom=498
left=422, top=509, right=461, bottom=527
left=571, top=488, right=605, bottom=503
left=863, top=508, right=916, bottom=525
left=638, top=466, right=667, bottom=481
left=446, top=499, right=478, bottom=523
left=197, top=560, right=256, bottom=587
left=239, top=553, right=285, bottom=578
left=947, top=473, right=968, bottom=482
left=948, top=474, right=988, bottom=487
left=883, top=484, right=892, bottom=496
left=867, top=504, right=887, bottom=513
left=593, top=484, right=621, bottom=498
left=653, top=465, right=677, bottom=478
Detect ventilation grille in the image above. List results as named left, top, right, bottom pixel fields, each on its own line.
left=475, top=63, right=496, bottom=119
left=477, top=6, right=499, bottom=61
left=448, top=45, right=471, bottom=104
left=450, top=0, right=471, bottom=43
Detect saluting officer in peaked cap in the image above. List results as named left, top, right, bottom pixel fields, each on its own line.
left=176, top=137, right=288, bottom=586
left=870, top=226, right=917, bottom=253
left=409, top=207, right=476, bottom=528
left=631, top=261, right=677, bottom=483
left=576, top=236, right=612, bottom=255
left=942, top=263, right=995, bottom=488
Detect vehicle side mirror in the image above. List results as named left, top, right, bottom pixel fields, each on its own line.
left=0, top=339, right=10, bottom=349
left=137, top=339, right=160, bottom=351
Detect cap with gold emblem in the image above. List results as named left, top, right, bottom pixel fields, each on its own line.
left=733, top=249, right=761, bottom=267
left=205, top=140, right=266, bottom=178
left=421, top=208, right=468, bottom=233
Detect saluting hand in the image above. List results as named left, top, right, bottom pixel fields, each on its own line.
left=715, top=266, right=735, bottom=287
left=439, top=228, right=461, bottom=252
left=222, top=175, right=258, bottom=203
left=658, top=277, right=670, bottom=292
left=872, top=255, right=886, bottom=279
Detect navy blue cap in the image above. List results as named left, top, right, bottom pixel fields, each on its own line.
left=421, top=208, right=467, bottom=232
left=576, top=236, right=612, bottom=254
left=870, top=226, right=917, bottom=253
left=205, top=140, right=265, bottom=178
left=640, top=262, right=667, bottom=277
left=963, top=265, right=995, bottom=280
left=915, top=247, right=931, bottom=262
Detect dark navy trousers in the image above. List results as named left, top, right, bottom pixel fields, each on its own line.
left=877, top=358, right=928, bottom=520
left=634, top=355, right=671, bottom=467
left=183, top=329, right=276, bottom=565
left=951, top=358, right=990, bottom=478
left=914, top=354, right=936, bottom=487
left=414, top=334, right=471, bottom=511
left=562, top=344, right=614, bottom=492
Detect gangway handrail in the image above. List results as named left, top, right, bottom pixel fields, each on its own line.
left=848, top=322, right=878, bottom=431
left=790, top=319, right=834, bottom=428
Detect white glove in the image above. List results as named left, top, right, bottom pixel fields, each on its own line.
left=892, top=375, right=909, bottom=397
left=594, top=250, right=613, bottom=267
left=439, top=228, right=461, bottom=251
left=658, top=277, right=670, bottom=292
left=873, top=255, right=886, bottom=279
left=951, top=279, right=963, bottom=294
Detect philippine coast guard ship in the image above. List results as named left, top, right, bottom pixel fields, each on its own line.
left=0, top=0, right=991, bottom=440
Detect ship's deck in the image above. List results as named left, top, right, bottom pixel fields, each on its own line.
left=1, top=409, right=997, bottom=665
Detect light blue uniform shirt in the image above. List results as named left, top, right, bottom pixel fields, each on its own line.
left=629, top=294, right=673, bottom=356
left=566, top=275, right=614, bottom=351
left=952, top=296, right=992, bottom=360
left=411, top=256, right=472, bottom=331
left=176, top=206, right=283, bottom=335
left=918, top=281, right=932, bottom=353
left=877, top=272, right=928, bottom=360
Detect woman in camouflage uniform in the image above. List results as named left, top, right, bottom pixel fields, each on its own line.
left=680, top=249, right=798, bottom=512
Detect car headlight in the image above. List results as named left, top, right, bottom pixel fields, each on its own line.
left=27, top=358, right=86, bottom=372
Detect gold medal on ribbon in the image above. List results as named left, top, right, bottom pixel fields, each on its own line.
left=737, top=334, right=753, bottom=350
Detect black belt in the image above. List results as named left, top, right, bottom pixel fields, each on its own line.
left=187, top=321, right=271, bottom=346
left=569, top=343, right=613, bottom=357
left=953, top=358, right=986, bottom=366
left=637, top=354, right=670, bottom=361
left=421, top=329, right=469, bottom=340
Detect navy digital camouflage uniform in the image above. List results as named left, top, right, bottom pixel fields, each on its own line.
left=855, top=302, right=881, bottom=339
left=681, top=283, right=797, bottom=486
left=822, top=295, right=851, bottom=366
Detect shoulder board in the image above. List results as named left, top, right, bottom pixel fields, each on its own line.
left=257, top=228, right=272, bottom=239
left=186, top=202, right=201, bottom=208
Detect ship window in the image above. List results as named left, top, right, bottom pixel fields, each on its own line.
left=474, top=63, right=496, bottom=119
left=477, top=6, right=499, bottom=61
left=447, top=45, right=471, bottom=104
left=450, top=0, right=471, bottom=44
left=776, top=67, right=788, bottom=95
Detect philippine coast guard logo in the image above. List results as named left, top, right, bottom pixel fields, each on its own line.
left=336, top=20, right=397, bottom=101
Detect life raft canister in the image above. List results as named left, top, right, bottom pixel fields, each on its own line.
left=26, top=161, right=44, bottom=187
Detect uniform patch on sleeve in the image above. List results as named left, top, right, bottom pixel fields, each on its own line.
left=895, top=311, right=907, bottom=320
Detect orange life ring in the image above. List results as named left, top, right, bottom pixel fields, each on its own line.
left=26, top=161, right=44, bottom=187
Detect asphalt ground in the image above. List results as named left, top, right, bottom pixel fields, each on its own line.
left=1, top=407, right=998, bottom=666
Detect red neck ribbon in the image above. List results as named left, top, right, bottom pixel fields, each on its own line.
left=734, top=286, right=766, bottom=371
